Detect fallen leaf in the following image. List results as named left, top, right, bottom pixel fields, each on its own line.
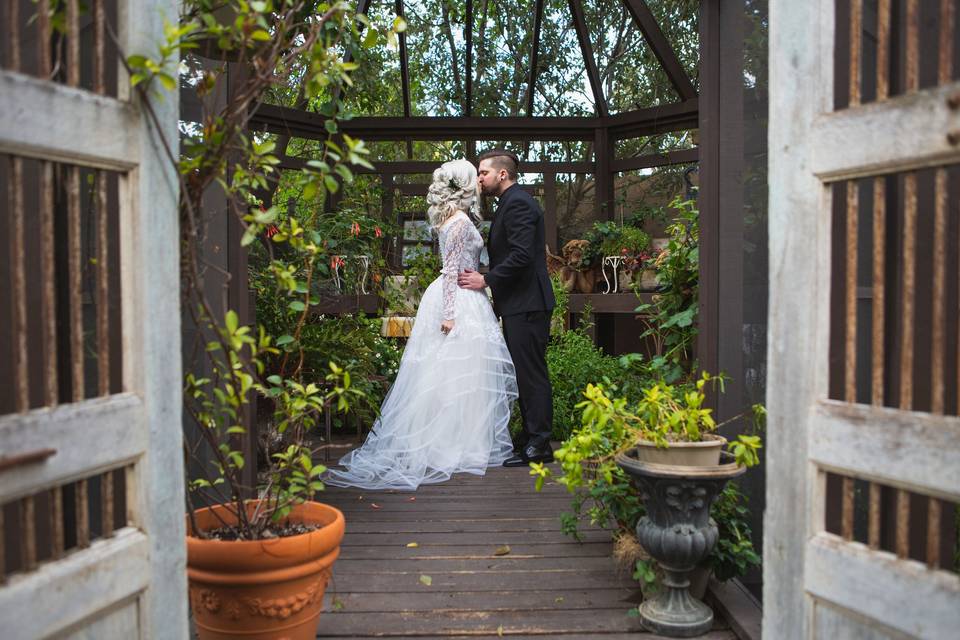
left=370, top=503, right=381, bottom=510
left=554, top=596, right=564, bottom=603
left=332, top=598, right=344, bottom=611
left=406, top=542, right=419, bottom=548
left=407, top=496, right=416, bottom=502
left=493, top=545, right=511, bottom=556
left=419, top=574, right=432, bottom=586
left=497, top=624, right=504, bottom=636
left=357, top=495, right=364, bottom=501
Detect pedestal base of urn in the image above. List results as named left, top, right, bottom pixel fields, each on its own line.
left=639, top=582, right=714, bottom=637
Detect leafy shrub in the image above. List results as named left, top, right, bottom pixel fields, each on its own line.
left=546, top=327, right=629, bottom=441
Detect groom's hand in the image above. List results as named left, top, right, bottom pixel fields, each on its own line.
left=458, top=269, right=486, bottom=291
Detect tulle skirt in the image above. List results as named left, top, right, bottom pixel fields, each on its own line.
left=324, top=277, right=517, bottom=490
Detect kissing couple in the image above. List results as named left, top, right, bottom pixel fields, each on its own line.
left=326, top=149, right=555, bottom=491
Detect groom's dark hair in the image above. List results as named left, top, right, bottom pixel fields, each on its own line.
left=478, top=148, right=519, bottom=180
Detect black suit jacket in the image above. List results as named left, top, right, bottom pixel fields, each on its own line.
left=484, top=184, right=556, bottom=317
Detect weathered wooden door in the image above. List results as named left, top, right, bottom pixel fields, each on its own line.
left=0, top=1, right=186, bottom=638
left=767, top=1, right=960, bottom=638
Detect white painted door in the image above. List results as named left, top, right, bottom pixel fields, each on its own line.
left=0, top=1, right=186, bottom=638
left=766, top=1, right=960, bottom=638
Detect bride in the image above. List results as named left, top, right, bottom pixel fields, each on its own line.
left=324, top=159, right=517, bottom=490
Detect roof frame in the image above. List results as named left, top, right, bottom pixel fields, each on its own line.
left=620, top=0, right=697, bottom=100
left=465, top=0, right=473, bottom=116
left=567, top=0, right=609, bottom=117
left=394, top=0, right=413, bottom=157
left=244, top=98, right=698, bottom=142
left=526, top=0, right=545, bottom=118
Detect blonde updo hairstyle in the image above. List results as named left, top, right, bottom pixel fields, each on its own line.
left=426, top=159, right=479, bottom=229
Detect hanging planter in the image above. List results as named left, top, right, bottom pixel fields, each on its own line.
left=187, top=501, right=345, bottom=640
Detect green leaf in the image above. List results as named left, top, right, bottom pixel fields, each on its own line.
left=225, top=310, right=239, bottom=334
left=157, top=72, right=177, bottom=92
left=276, top=335, right=295, bottom=346
left=323, top=174, right=339, bottom=194
left=362, top=28, right=379, bottom=48
left=418, top=574, right=432, bottom=586
left=288, top=300, right=306, bottom=312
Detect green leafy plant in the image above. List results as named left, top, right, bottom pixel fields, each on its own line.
left=709, top=482, right=762, bottom=581
left=582, top=221, right=652, bottom=266
left=530, top=373, right=764, bottom=534
left=635, top=196, right=700, bottom=383
left=545, top=326, right=632, bottom=442
left=128, top=1, right=406, bottom=539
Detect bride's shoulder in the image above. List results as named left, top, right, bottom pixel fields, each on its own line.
left=439, top=211, right=471, bottom=231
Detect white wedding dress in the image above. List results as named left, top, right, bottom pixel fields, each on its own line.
left=325, top=212, right=517, bottom=490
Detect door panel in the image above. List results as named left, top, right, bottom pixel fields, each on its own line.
left=0, top=1, right=185, bottom=638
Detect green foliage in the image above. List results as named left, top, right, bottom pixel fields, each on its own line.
left=582, top=221, right=652, bottom=266
left=709, top=483, right=762, bottom=581
left=545, top=328, right=629, bottom=442
left=635, top=196, right=700, bottom=383
left=128, top=1, right=406, bottom=539
left=550, top=273, right=570, bottom=337
left=530, top=374, right=764, bottom=536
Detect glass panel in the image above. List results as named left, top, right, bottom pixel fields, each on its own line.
left=340, top=2, right=405, bottom=117
left=645, top=0, right=700, bottom=91
left=588, top=0, right=679, bottom=112
left=468, top=0, right=539, bottom=116
left=530, top=0, right=596, bottom=116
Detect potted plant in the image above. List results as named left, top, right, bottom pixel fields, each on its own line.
left=584, top=222, right=652, bottom=293
left=531, top=374, right=762, bottom=637
left=127, top=3, right=405, bottom=638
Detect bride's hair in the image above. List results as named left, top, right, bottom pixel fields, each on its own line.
left=426, top=159, right=480, bottom=229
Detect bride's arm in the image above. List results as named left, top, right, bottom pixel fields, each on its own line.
left=440, top=218, right=468, bottom=331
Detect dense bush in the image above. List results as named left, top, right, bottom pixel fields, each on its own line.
left=546, top=328, right=625, bottom=441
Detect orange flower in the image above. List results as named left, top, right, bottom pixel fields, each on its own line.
left=374, top=226, right=383, bottom=238
left=331, top=255, right=345, bottom=270
left=351, top=222, right=361, bottom=237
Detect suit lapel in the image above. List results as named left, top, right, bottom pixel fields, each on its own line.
left=490, top=186, right=517, bottom=246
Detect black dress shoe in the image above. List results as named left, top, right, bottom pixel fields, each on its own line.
left=503, top=444, right=553, bottom=467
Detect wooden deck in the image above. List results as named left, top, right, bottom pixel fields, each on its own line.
left=317, top=463, right=737, bottom=639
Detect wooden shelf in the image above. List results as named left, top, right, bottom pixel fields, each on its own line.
left=567, top=292, right=653, bottom=314
left=312, top=294, right=380, bottom=315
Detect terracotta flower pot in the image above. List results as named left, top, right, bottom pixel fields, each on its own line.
left=187, top=501, right=346, bottom=640
left=634, top=433, right=727, bottom=467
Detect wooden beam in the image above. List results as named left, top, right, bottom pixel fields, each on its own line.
left=567, top=0, right=608, bottom=117
left=594, top=127, right=614, bottom=219
left=605, top=97, right=699, bottom=138
left=465, top=0, right=473, bottom=116
left=621, top=0, right=697, bottom=100
left=396, top=0, right=411, bottom=119
left=568, top=293, right=654, bottom=314
left=312, top=294, right=380, bottom=316
left=611, top=147, right=699, bottom=172
left=277, top=157, right=594, bottom=174
left=527, top=0, right=545, bottom=117
left=245, top=100, right=697, bottom=142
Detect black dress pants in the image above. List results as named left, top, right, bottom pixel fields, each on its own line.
left=501, top=310, right=553, bottom=449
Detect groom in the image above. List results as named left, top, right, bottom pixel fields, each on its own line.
left=458, top=149, right=555, bottom=467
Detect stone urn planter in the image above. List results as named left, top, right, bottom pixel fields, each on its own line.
left=187, top=501, right=346, bottom=640
left=615, top=450, right=745, bottom=637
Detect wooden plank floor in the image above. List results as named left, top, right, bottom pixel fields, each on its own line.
left=317, top=463, right=736, bottom=639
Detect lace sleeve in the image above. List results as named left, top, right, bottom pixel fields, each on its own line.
left=440, top=218, right=469, bottom=321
